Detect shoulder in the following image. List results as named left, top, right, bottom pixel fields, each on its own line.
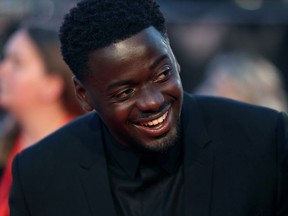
left=15, top=112, right=101, bottom=171
left=185, top=93, right=280, bottom=126
left=183, top=93, right=284, bottom=147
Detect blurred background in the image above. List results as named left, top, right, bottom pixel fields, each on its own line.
left=159, top=0, right=288, bottom=96
left=1, top=0, right=288, bottom=109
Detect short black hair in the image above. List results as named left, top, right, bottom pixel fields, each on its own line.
left=59, top=0, right=167, bottom=81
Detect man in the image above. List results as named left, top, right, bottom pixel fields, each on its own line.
left=9, top=0, right=288, bottom=215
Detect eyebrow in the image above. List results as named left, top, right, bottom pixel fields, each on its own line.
left=107, top=80, right=132, bottom=90
left=107, top=54, right=169, bottom=90
left=149, top=54, right=169, bottom=69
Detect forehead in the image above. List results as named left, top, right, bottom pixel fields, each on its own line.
left=4, top=30, right=38, bottom=59
left=5, top=31, right=27, bottom=51
left=85, top=27, right=171, bottom=81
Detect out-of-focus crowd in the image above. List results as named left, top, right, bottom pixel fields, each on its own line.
left=0, top=23, right=85, bottom=216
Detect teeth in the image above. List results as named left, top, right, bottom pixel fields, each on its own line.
left=153, top=120, right=158, bottom=125
left=140, top=112, right=168, bottom=127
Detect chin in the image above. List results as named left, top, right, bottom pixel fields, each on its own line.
left=138, top=122, right=180, bottom=153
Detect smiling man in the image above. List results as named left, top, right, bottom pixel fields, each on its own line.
left=78, top=26, right=183, bottom=153
left=9, top=0, right=288, bottom=216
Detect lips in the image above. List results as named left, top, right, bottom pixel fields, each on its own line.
left=132, top=109, right=172, bottom=137
left=140, top=112, right=168, bottom=127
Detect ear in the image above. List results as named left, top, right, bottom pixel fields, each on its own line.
left=73, top=76, right=94, bottom=112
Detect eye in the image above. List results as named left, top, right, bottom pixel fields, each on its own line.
left=153, top=66, right=172, bottom=83
left=113, top=88, right=135, bottom=101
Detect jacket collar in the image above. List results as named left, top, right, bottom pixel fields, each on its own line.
left=79, top=113, right=118, bottom=216
left=182, top=93, right=214, bottom=216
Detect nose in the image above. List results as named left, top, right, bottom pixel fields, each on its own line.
left=136, top=86, right=164, bottom=112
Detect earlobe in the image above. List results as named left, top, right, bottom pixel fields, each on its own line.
left=73, top=76, right=94, bottom=112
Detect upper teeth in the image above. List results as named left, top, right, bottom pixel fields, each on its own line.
left=141, top=112, right=168, bottom=127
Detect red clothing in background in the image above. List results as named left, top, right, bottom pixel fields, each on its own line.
left=0, top=137, right=22, bottom=216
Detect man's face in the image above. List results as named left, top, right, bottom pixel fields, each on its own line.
left=75, top=27, right=183, bottom=152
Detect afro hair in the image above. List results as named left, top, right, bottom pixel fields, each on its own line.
left=59, top=0, right=167, bottom=81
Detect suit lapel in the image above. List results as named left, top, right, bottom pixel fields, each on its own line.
left=182, top=94, right=214, bottom=216
left=78, top=113, right=117, bottom=216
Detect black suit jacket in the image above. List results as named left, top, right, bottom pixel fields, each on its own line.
left=10, top=94, right=288, bottom=216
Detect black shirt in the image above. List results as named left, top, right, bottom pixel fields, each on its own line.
left=103, top=126, right=184, bottom=216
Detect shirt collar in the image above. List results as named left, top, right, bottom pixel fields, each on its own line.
left=103, top=125, right=140, bottom=179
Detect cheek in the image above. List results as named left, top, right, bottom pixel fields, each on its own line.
left=1, top=68, right=46, bottom=106
left=98, top=103, right=133, bottom=131
left=173, top=72, right=183, bottom=89
left=12, top=73, right=39, bottom=96
left=1, top=72, right=27, bottom=100
left=163, top=75, right=183, bottom=99
left=0, top=77, right=35, bottom=109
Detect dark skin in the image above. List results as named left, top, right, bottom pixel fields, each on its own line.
left=74, top=26, right=183, bottom=152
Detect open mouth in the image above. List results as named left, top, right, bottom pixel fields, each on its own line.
left=132, top=109, right=171, bottom=137
left=139, top=112, right=168, bottom=127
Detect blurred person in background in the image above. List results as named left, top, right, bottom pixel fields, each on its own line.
left=195, top=52, right=288, bottom=113
left=0, top=22, right=20, bottom=172
left=0, top=26, right=84, bottom=216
